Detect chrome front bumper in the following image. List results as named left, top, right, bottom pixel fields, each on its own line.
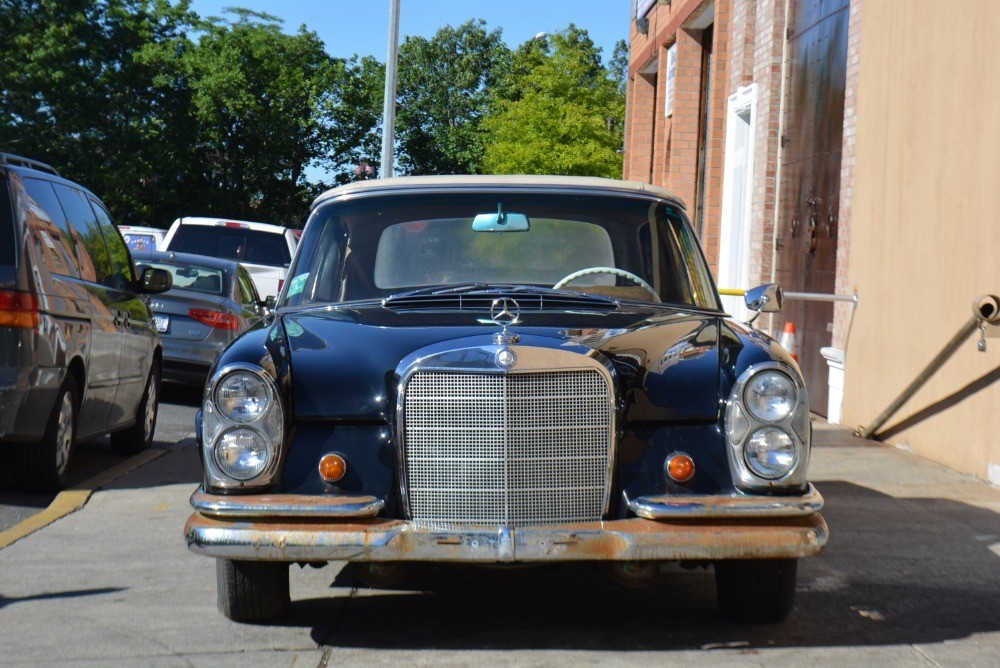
left=185, top=487, right=828, bottom=563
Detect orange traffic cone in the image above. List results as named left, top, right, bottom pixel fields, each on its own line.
left=779, top=322, right=798, bottom=362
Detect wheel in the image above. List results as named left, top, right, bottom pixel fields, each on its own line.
left=552, top=266, right=661, bottom=302
left=14, top=376, right=77, bottom=493
left=216, top=559, right=290, bottom=623
left=111, top=363, right=160, bottom=456
left=715, top=558, right=797, bottom=623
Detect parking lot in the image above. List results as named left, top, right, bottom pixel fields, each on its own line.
left=1, top=401, right=997, bottom=667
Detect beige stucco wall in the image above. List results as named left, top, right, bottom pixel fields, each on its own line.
left=843, top=0, right=1000, bottom=484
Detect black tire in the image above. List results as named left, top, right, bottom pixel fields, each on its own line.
left=111, top=363, right=160, bottom=456
left=715, top=558, right=797, bottom=623
left=216, top=559, right=290, bottom=623
left=14, top=376, right=77, bottom=493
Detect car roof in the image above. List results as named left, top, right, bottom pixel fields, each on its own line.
left=1, top=162, right=102, bottom=202
left=169, top=216, right=288, bottom=233
left=132, top=249, right=242, bottom=272
left=312, top=175, right=686, bottom=210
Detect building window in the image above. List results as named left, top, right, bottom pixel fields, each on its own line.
left=634, top=0, right=658, bottom=20
left=665, top=43, right=676, bottom=117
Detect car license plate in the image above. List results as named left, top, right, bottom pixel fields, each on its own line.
left=152, top=314, right=169, bottom=333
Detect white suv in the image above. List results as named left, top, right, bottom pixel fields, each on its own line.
left=162, top=217, right=298, bottom=299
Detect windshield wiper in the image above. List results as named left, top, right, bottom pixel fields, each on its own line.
left=383, top=283, right=621, bottom=308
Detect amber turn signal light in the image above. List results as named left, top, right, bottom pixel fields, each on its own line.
left=319, top=453, right=348, bottom=482
left=666, top=453, right=695, bottom=483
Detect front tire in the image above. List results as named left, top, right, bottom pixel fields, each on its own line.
left=715, top=558, right=797, bottom=623
left=14, top=376, right=77, bottom=493
left=111, top=363, right=160, bottom=456
left=216, top=559, right=290, bottom=623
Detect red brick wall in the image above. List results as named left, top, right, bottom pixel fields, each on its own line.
left=623, top=0, right=731, bottom=274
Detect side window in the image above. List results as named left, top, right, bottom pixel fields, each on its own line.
left=90, top=199, right=134, bottom=290
left=21, top=178, right=81, bottom=278
left=53, top=184, right=110, bottom=284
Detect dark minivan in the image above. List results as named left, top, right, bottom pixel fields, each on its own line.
left=0, top=154, right=171, bottom=492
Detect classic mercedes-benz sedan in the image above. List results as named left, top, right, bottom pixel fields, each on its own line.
left=184, top=175, right=828, bottom=623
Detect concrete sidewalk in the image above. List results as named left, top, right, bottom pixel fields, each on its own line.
left=0, top=423, right=997, bottom=667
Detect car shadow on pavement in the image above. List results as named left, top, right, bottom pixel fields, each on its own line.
left=280, top=481, right=1000, bottom=651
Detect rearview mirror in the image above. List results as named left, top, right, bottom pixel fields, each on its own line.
left=139, top=267, right=172, bottom=294
left=744, top=283, right=783, bottom=312
left=472, top=203, right=530, bottom=232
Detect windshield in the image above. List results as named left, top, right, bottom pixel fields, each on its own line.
left=283, top=191, right=720, bottom=309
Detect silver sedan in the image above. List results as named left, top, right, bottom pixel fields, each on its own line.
left=133, top=251, right=268, bottom=386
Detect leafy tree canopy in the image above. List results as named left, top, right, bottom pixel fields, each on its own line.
left=396, top=19, right=511, bottom=175
left=483, top=26, right=625, bottom=178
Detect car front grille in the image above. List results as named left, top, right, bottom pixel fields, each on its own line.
left=402, top=370, right=613, bottom=528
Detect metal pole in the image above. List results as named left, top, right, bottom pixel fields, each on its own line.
left=856, top=316, right=982, bottom=439
left=380, top=0, right=401, bottom=179
left=857, top=294, right=1000, bottom=439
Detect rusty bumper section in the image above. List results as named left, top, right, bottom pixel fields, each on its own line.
left=185, top=513, right=828, bottom=563
left=628, top=484, right=824, bottom=519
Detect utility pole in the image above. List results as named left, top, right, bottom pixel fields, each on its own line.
left=380, top=0, right=401, bottom=179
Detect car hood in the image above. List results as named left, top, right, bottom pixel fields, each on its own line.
left=281, top=302, right=724, bottom=424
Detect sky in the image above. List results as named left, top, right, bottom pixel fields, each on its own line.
left=186, top=0, right=631, bottom=64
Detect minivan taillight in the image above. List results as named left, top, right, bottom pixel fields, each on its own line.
left=188, top=308, right=239, bottom=330
left=0, top=290, right=40, bottom=329
left=0, top=290, right=40, bottom=328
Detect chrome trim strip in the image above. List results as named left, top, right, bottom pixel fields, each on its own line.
left=628, top=484, right=824, bottom=519
left=189, top=489, right=384, bottom=519
left=185, top=513, right=828, bottom=562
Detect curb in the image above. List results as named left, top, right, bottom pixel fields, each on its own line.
left=0, top=448, right=167, bottom=550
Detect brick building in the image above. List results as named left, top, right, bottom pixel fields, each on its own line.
left=625, top=0, right=1000, bottom=486
left=623, top=0, right=731, bottom=276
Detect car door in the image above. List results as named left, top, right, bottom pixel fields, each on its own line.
left=89, top=198, right=153, bottom=427
left=52, top=183, right=119, bottom=436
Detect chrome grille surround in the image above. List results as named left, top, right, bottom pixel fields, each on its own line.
left=397, top=344, right=615, bottom=529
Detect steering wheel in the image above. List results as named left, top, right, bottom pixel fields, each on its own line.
left=553, top=266, right=660, bottom=302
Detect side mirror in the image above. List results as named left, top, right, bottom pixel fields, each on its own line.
left=264, top=295, right=277, bottom=310
left=744, top=283, right=783, bottom=313
left=139, top=267, right=172, bottom=294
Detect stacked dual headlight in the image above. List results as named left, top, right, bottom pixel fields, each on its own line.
left=202, top=366, right=284, bottom=489
left=725, top=363, right=809, bottom=489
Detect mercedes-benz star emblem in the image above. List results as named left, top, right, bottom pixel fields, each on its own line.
left=490, top=298, right=520, bottom=327
left=496, top=347, right=517, bottom=369
left=490, top=297, right=521, bottom=345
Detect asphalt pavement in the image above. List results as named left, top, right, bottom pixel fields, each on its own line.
left=0, top=407, right=997, bottom=666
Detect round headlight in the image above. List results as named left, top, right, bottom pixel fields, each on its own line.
left=214, top=428, right=271, bottom=480
left=215, top=371, right=270, bottom=422
left=744, top=370, right=797, bottom=422
left=744, top=427, right=798, bottom=479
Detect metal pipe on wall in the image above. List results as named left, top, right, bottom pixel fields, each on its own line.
left=856, top=294, right=1000, bottom=440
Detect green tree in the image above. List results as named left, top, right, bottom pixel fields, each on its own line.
left=183, top=9, right=348, bottom=225
left=325, top=55, right=385, bottom=184
left=396, top=19, right=511, bottom=175
left=0, top=0, right=198, bottom=225
left=483, top=26, right=625, bottom=178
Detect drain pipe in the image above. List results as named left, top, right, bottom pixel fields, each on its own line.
left=857, top=294, right=1000, bottom=439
